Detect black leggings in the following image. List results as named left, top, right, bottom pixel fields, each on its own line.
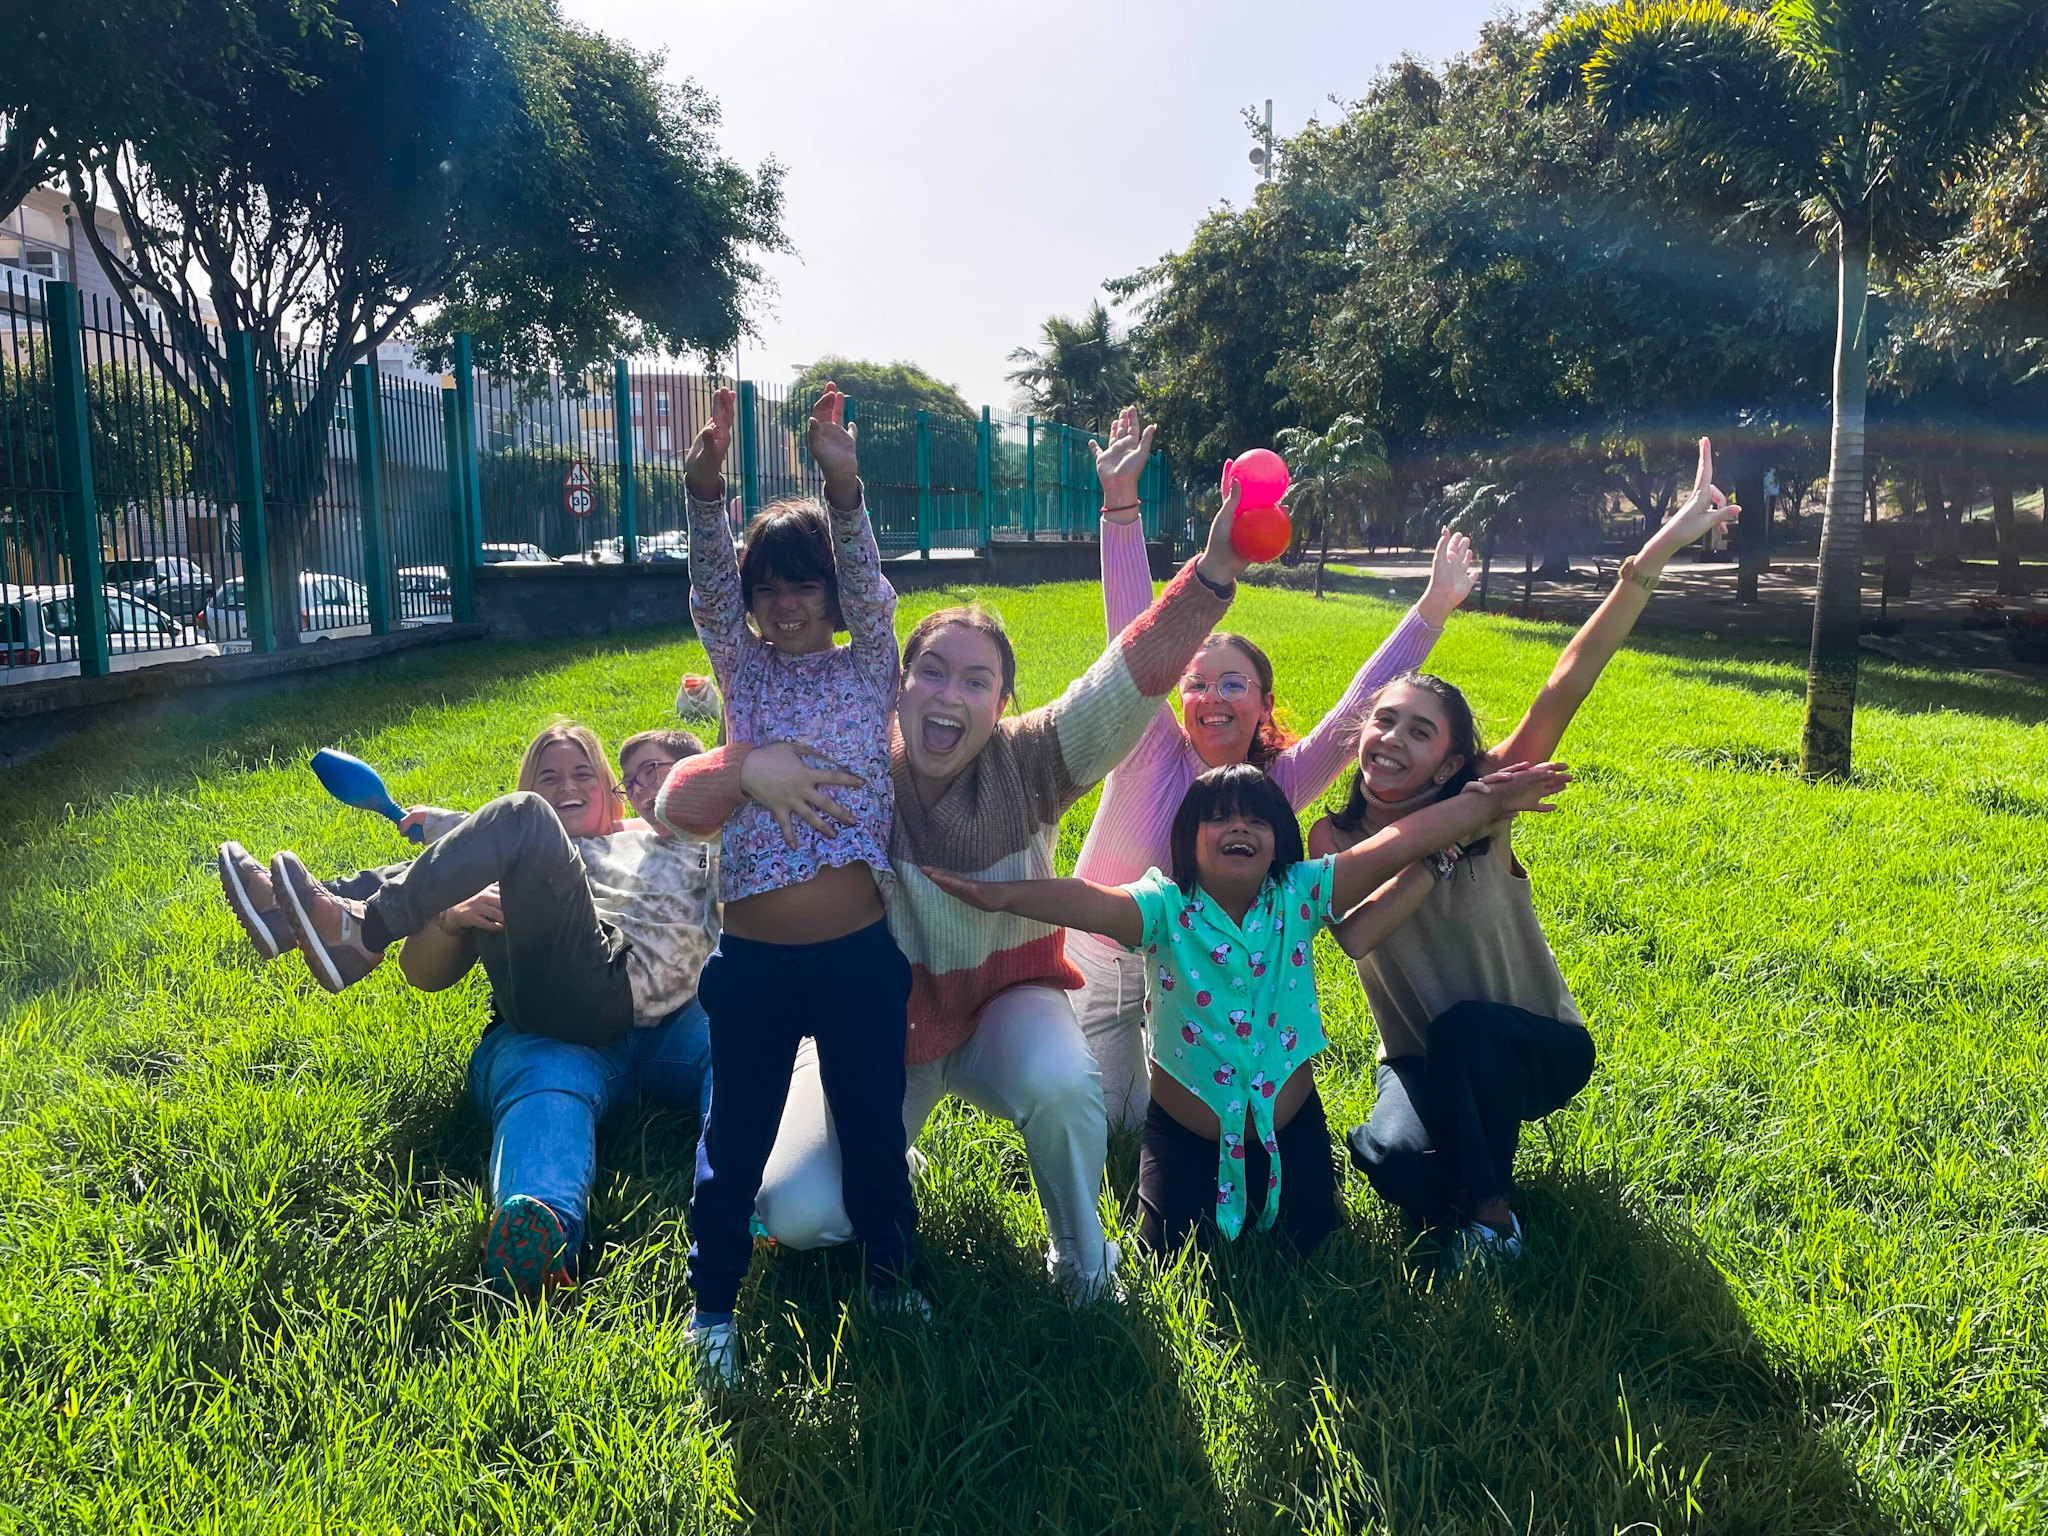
left=1137, top=1084, right=1339, bottom=1256
left=1346, top=1000, right=1595, bottom=1229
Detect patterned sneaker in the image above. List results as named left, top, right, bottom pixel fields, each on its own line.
left=482, top=1195, right=578, bottom=1302
left=686, top=1313, right=740, bottom=1387
left=217, top=841, right=294, bottom=960
left=1449, top=1211, right=1523, bottom=1275
left=271, top=850, right=385, bottom=993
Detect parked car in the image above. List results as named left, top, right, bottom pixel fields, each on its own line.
left=479, top=542, right=553, bottom=565
left=1, top=583, right=220, bottom=682
left=102, top=555, right=217, bottom=620
left=583, top=530, right=689, bottom=564
left=396, top=565, right=453, bottom=615
left=203, top=572, right=371, bottom=650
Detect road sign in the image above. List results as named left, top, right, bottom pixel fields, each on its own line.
left=564, top=460, right=594, bottom=518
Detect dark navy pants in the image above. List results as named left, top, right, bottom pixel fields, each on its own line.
left=687, top=919, right=916, bottom=1314
left=1347, top=1001, right=1595, bottom=1229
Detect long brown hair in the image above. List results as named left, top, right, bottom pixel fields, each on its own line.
left=515, top=719, right=626, bottom=836
left=1197, top=632, right=1297, bottom=771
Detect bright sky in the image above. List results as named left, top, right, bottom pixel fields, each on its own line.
left=558, top=0, right=1504, bottom=410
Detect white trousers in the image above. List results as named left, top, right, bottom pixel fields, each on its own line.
left=754, top=984, right=1113, bottom=1285
left=1068, top=935, right=1152, bottom=1133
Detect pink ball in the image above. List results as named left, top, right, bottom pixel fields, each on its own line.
left=1227, top=448, right=1290, bottom=509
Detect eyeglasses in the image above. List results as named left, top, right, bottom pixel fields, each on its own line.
left=621, top=758, right=679, bottom=795
left=1179, top=671, right=1253, bottom=703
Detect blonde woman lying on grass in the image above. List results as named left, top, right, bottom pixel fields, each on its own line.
left=214, top=721, right=720, bottom=1302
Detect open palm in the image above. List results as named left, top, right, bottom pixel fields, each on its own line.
left=684, top=388, right=736, bottom=500
left=1092, top=405, right=1156, bottom=520
left=806, top=383, right=860, bottom=495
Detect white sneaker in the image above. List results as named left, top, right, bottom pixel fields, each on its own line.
left=686, top=1313, right=739, bottom=1386
left=1450, top=1211, right=1523, bottom=1275
left=867, top=1284, right=932, bottom=1323
left=1056, top=1240, right=1126, bottom=1309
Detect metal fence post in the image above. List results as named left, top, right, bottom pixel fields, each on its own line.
left=613, top=360, right=638, bottom=564
left=440, top=387, right=473, bottom=622
left=351, top=362, right=395, bottom=635
left=915, top=408, right=932, bottom=558
left=976, top=406, right=993, bottom=551
left=224, top=332, right=275, bottom=653
left=1024, top=416, right=1037, bottom=541
left=45, top=281, right=110, bottom=676
left=452, top=333, right=483, bottom=566
left=736, top=380, right=760, bottom=521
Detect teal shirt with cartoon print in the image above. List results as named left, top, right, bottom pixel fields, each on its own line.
left=1121, top=857, right=1335, bottom=1239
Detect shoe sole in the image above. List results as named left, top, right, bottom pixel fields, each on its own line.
left=271, top=851, right=347, bottom=993
left=218, top=842, right=282, bottom=961
left=484, top=1197, right=575, bottom=1303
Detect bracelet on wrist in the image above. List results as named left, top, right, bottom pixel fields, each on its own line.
left=1193, top=563, right=1234, bottom=599
left=1101, top=502, right=1140, bottom=515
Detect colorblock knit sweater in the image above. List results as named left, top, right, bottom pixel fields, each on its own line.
left=655, top=550, right=1233, bottom=1064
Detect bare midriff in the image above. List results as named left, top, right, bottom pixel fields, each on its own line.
left=1150, top=1059, right=1317, bottom=1142
left=720, top=860, right=886, bottom=945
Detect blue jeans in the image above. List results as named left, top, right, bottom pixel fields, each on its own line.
left=467, top=998, right=713, bottom=1244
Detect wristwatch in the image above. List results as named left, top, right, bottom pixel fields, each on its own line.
left=1617, top=555, right=1659, bottom=594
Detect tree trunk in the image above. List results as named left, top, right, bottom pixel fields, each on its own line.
left=1991, top=475, right=2028, bottom=596
left=1735, top=458, right=1768, bottom=603
left=1802, top=221, right=1868, bottom=781
left=1313, top=509, right=1331, bottom=599
left=1478, top=535, right=1493, bottom=609
left=1924, top=466, right=1962, bottom=569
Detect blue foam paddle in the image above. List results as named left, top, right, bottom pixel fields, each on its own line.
left=310, top=748, right=425, bottom=843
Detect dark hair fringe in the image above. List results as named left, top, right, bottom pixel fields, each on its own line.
left=902, top=604, right=1019, bottom=707
left=1200, top=632, right=1297, bottom=770
left=618, top=727, right=705, bottom=767
left=1168, top=762, right=1306, bottom=896
left=738, top=499, right=842, bottom=630
left=1325, top=671, right=1491, bottom=855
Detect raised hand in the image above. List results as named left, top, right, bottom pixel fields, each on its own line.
left=807, top=382, right=861, bottom=509
left=1092, top=406, right=1156, bottom=523
left=1418, top=528, right=1478, bottom=626
left=1196, top=476, right=1249, bottom=588
left=1658, top=437, right=1740, bottom=551
left=920, top=864, right=1009, bottom=913
left=1464, top=760, right=1571, bottom=815
left=685, top=387, right=737, bottom=501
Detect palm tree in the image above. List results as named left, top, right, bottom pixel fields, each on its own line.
left=1007, top=301, right=1135, bottom=434
left=1533, top=1, right=2048, bottom=778
left=1273, top=415, right=1391, bottom=598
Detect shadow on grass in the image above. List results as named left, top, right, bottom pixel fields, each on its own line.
left=0, top=628, right=699, bottom=841
left=1206, top=1163, right=1898, bottom=1535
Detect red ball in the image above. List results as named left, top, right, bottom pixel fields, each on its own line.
left=1231, top=502, right=1293, bottom=563
left=1227, top=448, right=1290, bottom=509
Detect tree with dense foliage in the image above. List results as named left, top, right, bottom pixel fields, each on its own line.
left=1533, top=0, right=2048, bottom=778
left=65, top=0, right=782, bottom=648
left=787, top=356, right=969, bottom=419
left=1006, top=300, right=1135, bottom=433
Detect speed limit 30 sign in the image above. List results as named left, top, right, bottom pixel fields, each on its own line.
left=564, top=460, right=595, bottom=518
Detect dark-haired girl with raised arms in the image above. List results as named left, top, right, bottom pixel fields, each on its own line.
left=1073, top=423, right=1482, bottom=1130
left=1311, top=439, right=1738, bottom=1270
left=924, top=758, right=1570, bottom=1254
left=656, top=413, right=1263, bottom=1310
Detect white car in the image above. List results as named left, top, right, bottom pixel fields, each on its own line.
left=1, top=583, right=221, bottom=684
left=204, top=572, right=372, bottom=650
left=479, top=542, right=554, bottom=565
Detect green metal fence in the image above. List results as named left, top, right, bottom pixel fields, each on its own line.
left=1, top=279, right=1197, bottom=684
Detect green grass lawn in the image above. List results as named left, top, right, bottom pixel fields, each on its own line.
left=2, top=580, right=2045, bottom=1534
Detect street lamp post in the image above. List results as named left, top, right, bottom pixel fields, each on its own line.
left=1248, top=98, right=1277, bottom=182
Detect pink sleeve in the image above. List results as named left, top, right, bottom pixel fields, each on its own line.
left=1268, top=605, right=1443, bottom=809
left=1100, top=516, right=1152, bottom=638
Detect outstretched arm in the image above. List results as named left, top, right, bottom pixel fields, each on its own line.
left=1326, top=763, right=1570, bottom=914
left=920, top=865, right=1145, bottom=949
left=807, top=382, right=900, bottom=692
left=1494, top=437, right=1738, bottom=768
left=682, top=388, right=752, bottom=685
left=1328, top=865, right=1436, bottom=959
left=1097, top=406, right=1159, bottom=637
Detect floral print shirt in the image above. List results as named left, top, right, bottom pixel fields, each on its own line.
left=1122, top=858, right=1336, bottom=1239
left=685, top=489, right=899, bottom=903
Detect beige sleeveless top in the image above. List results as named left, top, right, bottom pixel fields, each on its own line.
left=1355, top=818, right=1582, bottom=1061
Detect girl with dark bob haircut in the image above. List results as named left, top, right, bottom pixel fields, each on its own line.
left=1167, top=761, right=1303, bottom=896
left=738, top=500, right=844, bottom=630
